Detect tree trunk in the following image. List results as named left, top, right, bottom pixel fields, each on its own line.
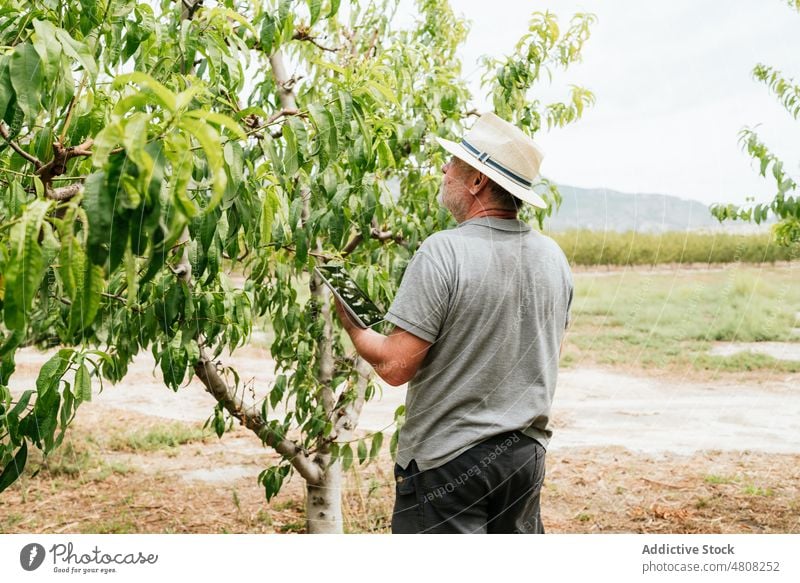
left=306, top=457, right=344, bottom=533
left=305, top=239, right=373, bottom=533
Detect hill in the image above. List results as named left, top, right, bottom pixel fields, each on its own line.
left=545, top=184, right=771, bottom=233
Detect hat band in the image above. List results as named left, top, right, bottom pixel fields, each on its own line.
left=461, top=139, right=533, bottom=189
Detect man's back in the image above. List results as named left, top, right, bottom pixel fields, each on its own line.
left=385, top=215, right=574, bottom=472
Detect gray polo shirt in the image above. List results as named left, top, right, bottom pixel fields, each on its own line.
left=384, top=215, right=573, bottom=472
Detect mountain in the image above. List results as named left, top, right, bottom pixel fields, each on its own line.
left=543, top=184, right=772, bottom=233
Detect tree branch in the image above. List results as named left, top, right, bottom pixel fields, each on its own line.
left=370, top=226, right=404, bottom=245
left=342, top=233, right=364, bottom=256
left=36, top=138, right=94, bottom=188
left=293, top=26, right=340, bottom=53
left=266, top=107, right=300, bottom=125
left=329, top=357, right=373, bottom=442
left=193, top=348, right=324, bottom=484
left=270, top=52, right=299, bottom=111
left=0, top=122, right=43, bottom=168
left=342, top=219, right=406, bottom=257
left=47, top=183, right=83, bottom=201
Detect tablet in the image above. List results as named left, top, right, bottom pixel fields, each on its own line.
left=314, top=265, right=386, bottom=329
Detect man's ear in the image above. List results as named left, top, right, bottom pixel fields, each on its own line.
left=469, top=172, right=490, bottom=195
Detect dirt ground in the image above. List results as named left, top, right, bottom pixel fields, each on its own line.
left=1, top=398, right=798, bottom=534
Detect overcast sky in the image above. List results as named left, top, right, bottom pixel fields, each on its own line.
left=394, top=0, right=800, bottom=206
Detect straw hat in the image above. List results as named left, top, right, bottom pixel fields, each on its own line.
left=435, top=112, right=546, bottom=208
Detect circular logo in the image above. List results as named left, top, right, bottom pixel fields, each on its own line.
left=20, top=543, right=46, bottom=571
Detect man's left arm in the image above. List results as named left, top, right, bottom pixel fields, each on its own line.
left=333, top=297, right=432, bottom=386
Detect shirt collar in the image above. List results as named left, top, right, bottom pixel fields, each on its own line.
left=456, top=216, right=532, bottom=232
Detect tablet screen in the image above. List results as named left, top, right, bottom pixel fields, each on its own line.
left=316, top=265, right=385, bottom=328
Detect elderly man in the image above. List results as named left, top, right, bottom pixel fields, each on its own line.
left=332, top=112, right=573, bottom=534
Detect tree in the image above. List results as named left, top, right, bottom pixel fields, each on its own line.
left=0, top=0, right=595, bottom=533
left=710, top=0, right=800, bottom=246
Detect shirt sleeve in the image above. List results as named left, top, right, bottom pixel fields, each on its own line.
left=384, top=251, right=450, bottom=343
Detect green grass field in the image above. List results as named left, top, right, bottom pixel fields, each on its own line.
left=551, top=230, right=800, bottom=266
left=563, top=265, right=800, bottom=374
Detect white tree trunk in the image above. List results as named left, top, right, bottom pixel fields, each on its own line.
left=306, top=456, right=344, bottom=533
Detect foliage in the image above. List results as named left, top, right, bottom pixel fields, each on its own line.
left=552, top=229, right=800, bottom=266
left=710, top=0, right=800, bottom=245
left=481, top=9, right=597, bottom=230
left=0, top=0, right=594, bottom=501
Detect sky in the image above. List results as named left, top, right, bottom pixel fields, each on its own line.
left=393, top=0, right=800, bottom=206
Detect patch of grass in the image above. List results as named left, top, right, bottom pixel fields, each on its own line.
left=91, top=462, right=135, bottom=482
left=277, top=519, right=305, bottom=533
left=1, top=513, right=24, bottom=530
left=704, top=474, right=737, bottom=485
left=566, top=266, right=800, bottom=374
left=42, top=441, right=94, bottom=477
left=271, top=499, right=301, bottom=512
left=81, top=517, right=137, bottom=534
left=741, top=485, right=774, bottom=497
left=109, top=422, right=211, bottom=452
left=33, top=439, right=126, bottom=484
left=255, top=509, right=272, bottom=526
left=576, top=512, right=592, bottom=522
left=694, top=353, right=800, bottom=374
left=559, top=353, right=576, bottom=368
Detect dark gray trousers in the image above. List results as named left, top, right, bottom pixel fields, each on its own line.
left=390, top=430, right=547, bottom=534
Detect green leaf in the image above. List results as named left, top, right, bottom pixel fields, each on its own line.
left=58, top=236, right=82, bottom=300
left=0, top=56, right=13, bottom=120
left=54, top=27, right=98, bottom=81
left=367, top=80, right=399, bottom=105
left=282, top=121, right=299, bottom=176
left=209, top=408, right=225, bottom=438
left=8, top=390, right=34, bottom=420
left=294, top=225, right=308, bottom=265
left=376, top=139, right=395, bottom=168
left=3, top=199, right=52, bottom=332
left=184, top=109, right=247, bottom=141
left=165, top=133, right=199, bottom=219
left=351, top=101, right=372, bottom=164
left=327, top=0, right=341, bottom=19
left=82, top=171, right=113, bottom=266
left=270, top=374, right=287, bottom=409
left=259, top=12, right=277, bottom=54
left=75, top=362, right=92, bottom=403
left=258, top=463, right=290, bottom=502
left=369, top=431, right=383, bottom=461
left=179, top=118, right=227, bottom=211
left=161, top=333, right=188, bottom=391
left=113, top=71, right=176, bottom=112
left=308, top=0, right=322, bottom=25
left=214, top=7, right=258, bottom=37
left=389, top=429, right=399, bottom=461
left=260, top=185, right=280, bottom=245
left=0, top=441, right=27, bottom=494
left=340, top=442, right=353, bottom=471
left=35, top=350, right=72, bottom=398
left=357, top=438, right=367, bottom=464
left=31, top=20, right=62, bottom=83
left=9, top=44, right=43, bottom=126
left=68, top=262, right=103, bottom=335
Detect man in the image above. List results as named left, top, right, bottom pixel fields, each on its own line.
left=332, top=112, right=573, bottom=533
